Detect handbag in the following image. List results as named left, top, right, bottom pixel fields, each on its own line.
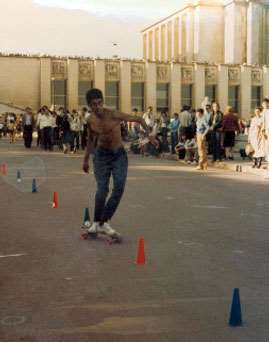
left=245, top=143, right=254, bottom=156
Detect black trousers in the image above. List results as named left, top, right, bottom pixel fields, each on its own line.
left=23, top=125, right=33, bottom=148
left=43, top=127, right=52, bottom=150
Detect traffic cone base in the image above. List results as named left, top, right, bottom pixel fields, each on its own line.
left=229, top=288, right=243, bottom=327
left=84, top=208, right=90, bottom=224
left=32, top=179, right=37, bottom=193
left=52, top=192, right=58, bottom=208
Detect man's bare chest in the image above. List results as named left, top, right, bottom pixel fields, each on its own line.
left=90, top=119, right=119, bottom=136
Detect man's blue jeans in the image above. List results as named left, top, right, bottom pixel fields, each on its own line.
left=93, top=147, right=128, bottom=223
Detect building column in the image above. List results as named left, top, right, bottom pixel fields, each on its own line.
left=186, top=8, right=194, bottom=63
left=145, top=62, right=157, bottom=113
left=67, top=59, right=79, bottom=110
left=170, top=63, right=181, bottom=115
left=240, top=65, right=251, bottom=119
left=218, top=65, right=228, bottom=113
left=263, top=66, right=269, bottom=98
left=194, top=64, right=205, bottom=109
left=94, top=60, right=105, bottom=96
left=120, top=60, right=131, bottom=113
left=178, top=16, right=183, bottom=61
left=40, top=58, right=51, bottom=108
left=247, top=1, right=263, bottom=65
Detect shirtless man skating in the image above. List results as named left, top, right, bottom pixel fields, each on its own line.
left=82, top=88, right=157, bottom=239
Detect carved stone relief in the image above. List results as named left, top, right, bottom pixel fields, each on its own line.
left=251, top=69, right=262, bottom=85
left=181, top=67, right=193, bottom=84
left=157, top=65, right=169, bottom=83
left=105, top=62, right=120, bottom=81
left=131, top=64, right=145, bottom=82
left=228, top=68, right=240, bottom=84
left=51, top=60, right=67, bottom=79
left=205, top=67, right=217, bottom=84
left=79, top=61, right=94, bottom=80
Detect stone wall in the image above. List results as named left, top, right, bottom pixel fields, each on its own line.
left=0, top=57, right=40, bottom=110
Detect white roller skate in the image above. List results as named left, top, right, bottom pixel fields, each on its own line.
left=98, top=222, right=122, bottom=243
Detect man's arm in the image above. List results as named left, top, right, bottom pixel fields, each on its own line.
left=113, top=111, right=151, bottom=136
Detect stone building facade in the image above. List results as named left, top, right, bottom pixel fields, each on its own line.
left=142, top=0, right=269, bottom=65
left=0, top=55, right=268, bottom=119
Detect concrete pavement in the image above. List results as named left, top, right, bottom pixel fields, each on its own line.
left=1, top=139, right=269, bottom=342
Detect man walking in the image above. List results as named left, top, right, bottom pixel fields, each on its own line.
left=82, top=88, right=156, bottom=238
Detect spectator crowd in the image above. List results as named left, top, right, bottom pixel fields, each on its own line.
left=1, top=97, right=269, bottom=171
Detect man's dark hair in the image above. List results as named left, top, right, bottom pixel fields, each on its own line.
left=86, top=88, right=103, bottom=105
left=133, top=108, right=138, bottom=112
left=197, top=108, right=204, bottom=114
left=263, top=98, right=269, bottom=103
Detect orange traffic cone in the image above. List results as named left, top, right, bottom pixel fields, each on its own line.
left=1, top=163, right=7, bottom=176
left=52, top=192, right=58, bottom=208
left=136, top=238, right=146, bottom=265
left=2, top=163, right=7, bottom=176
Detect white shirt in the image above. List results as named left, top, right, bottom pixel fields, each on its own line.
left=262, top=109, right=269, bottom=131
left=143, top=112, right=155, bottom=128
left=38, top=114, right=53, bottom=129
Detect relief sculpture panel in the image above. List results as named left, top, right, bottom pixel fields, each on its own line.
left=181, top=67, right=193, bottom=84
left=51, top=60, right=67, bottom=79
left=157, top=65, right=169, bottom=83
left=228, top=68, right=240, bottom=84
left=105, top=62, right=120, bottom=81
left=131, top=64, right=145, bottom=82
left=79, top=61, right=94, bottom=80
left=205, top=67, right=217, bottom=84
left=251, top=69, right=262, bottom=85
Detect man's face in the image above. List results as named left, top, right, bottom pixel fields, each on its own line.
left=263, top=101, right=269, bottom=109
left=206, top=105, right=211, bottom=112
left=90, top=98, right=103, bottom=115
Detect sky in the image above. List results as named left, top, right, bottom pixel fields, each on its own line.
left=0, top=0, right=187, bottom=58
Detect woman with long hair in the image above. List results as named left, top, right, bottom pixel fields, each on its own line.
left=222, top=106, right=240, bottom=160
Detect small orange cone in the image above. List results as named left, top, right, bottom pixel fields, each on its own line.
left=2, top=163, right=7, bottom=176
left=136, top=238, right=146, bottom=265
left=52, top=192, right=58, bottom=208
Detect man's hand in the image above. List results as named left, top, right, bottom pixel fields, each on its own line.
left=83, top=160, right=90, bottom=173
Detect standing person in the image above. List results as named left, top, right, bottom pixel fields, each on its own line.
left=22, top=107, right=35, bottom=148
left=50, top=111, right=57, bottom=147
left=249, top=107, right=266, bottom=168
left=196, top=108, right=210, bottom=170
left=80, top=107, right=89, bottom=150
left=262, top=98, right=269, bottom=161
left=36, top=108, right=44, bottom=147
left=130, top=108, right=141, bottom=140
left=61, top=110, right=72, bottom=154
left=210, top=103, right=223, bottom=162
left=160, top=110, right=170, bottom=152
left=37, top=106, right=53, bottom=151
left=143, top=106, right=155, bottom=130
left=179, top=106, right=193, bottom=139
left=70, top=110, right=81, bottom=153
left=82, top=88, right=157, bottom=238
left=0, top=113, right=5, bottom=139
left=6, top=113, right=17, bottom=144
left=169, top=113, right=180, bottom=154
left=222, top=106, right=240, bottom=160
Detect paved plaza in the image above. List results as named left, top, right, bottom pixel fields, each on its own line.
left=1, top=140, right=269, bottom=342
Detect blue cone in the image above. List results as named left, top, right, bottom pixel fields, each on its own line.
left=17, top=170, right=22, bottom=183
left=32, top=178, right=37, bottom=193
left=84, top=208, right=90, bottom=223
left=229, top=288, right=242, bottom=327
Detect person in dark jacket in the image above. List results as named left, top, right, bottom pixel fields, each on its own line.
left=22, top=107, right=35, bottom=148
left=222, top=106, right=240, bottom=160
left=210, top=102, right=223, bottom=162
